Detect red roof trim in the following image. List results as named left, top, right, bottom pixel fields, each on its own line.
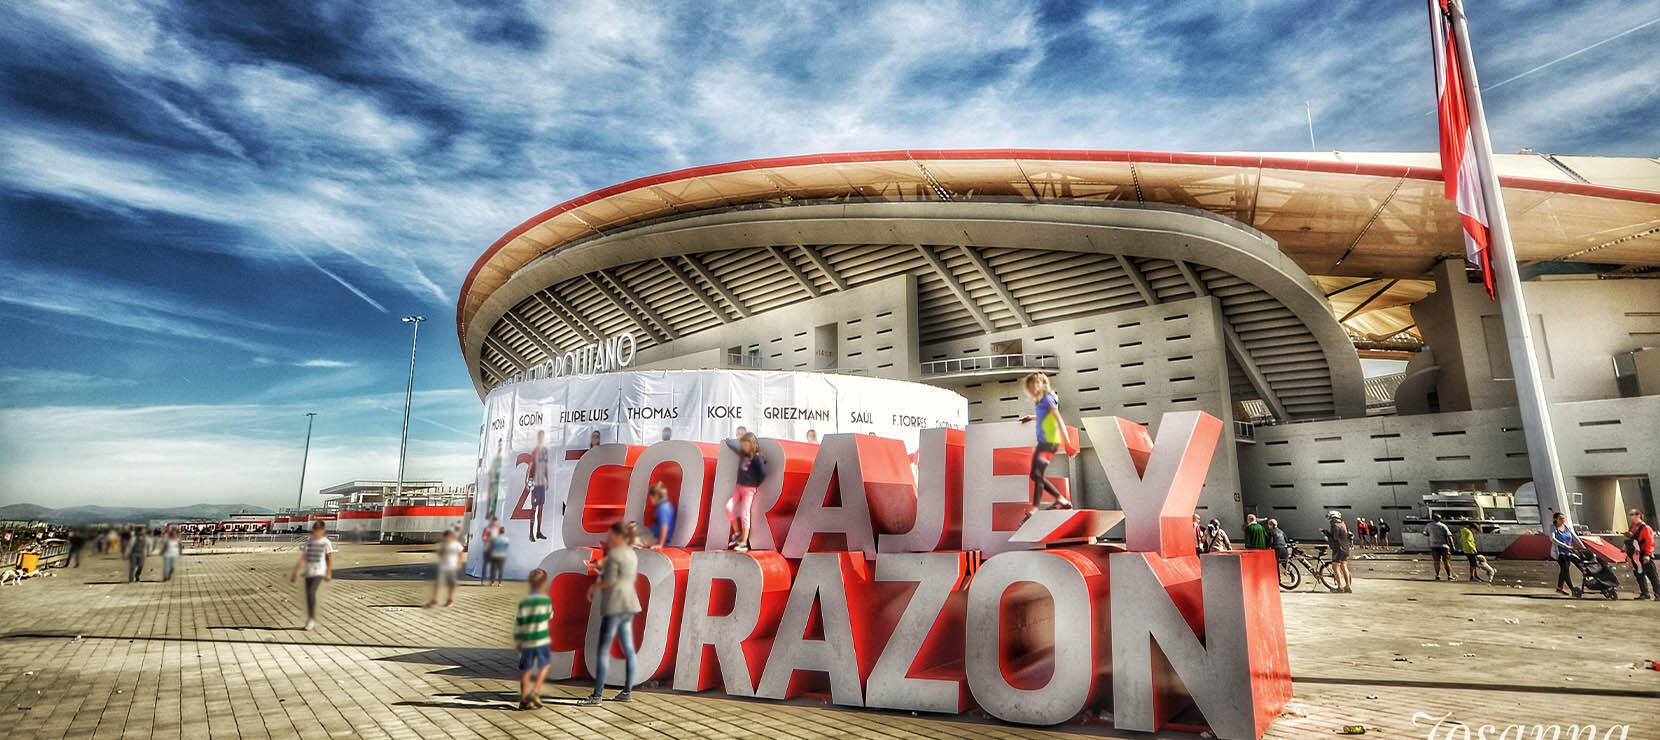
left=457, top=148, right=1660, bottom=344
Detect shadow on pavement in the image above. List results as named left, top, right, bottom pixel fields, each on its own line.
left=375, top=647, right=518, bottom=678
left=1294, top=675, right=1659, bottom=699
left=1461, top=592, right=1586, bottom=601
left=395, top=690, right=523, bottom=711
left=208, top=625, right=302, bottom=632
left=332, top=563, right=432, bottom=580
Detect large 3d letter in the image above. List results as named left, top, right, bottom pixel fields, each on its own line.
left=673, top=551, right=792, bottom=696
left=584, top=547, right=690, bottom=686
left=866, top=552, right=968, bottom=713
left=1109, top=550, right=1291, bottom=740
left=879, top=428, right=964, bottom=553
left=780, top=434, right=895, bottom=558
left=962, top=423, right=1041, bottom=556
left=532, top=547, right=599, bottom=679
left=627, top=441, right=715, bottom=547
left=756, top=553, right=871, bottom=705
left=563, top=444, right=636, bottom=549
left=1082, top=411, right=1221, bottom=556
left=965, top=549, right=1108, bottom=725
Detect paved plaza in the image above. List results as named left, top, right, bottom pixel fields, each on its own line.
left=1, top=544, right=1655, bottom=739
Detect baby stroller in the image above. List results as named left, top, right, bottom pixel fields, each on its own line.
left=1566, top=542, right=1620, bottom=600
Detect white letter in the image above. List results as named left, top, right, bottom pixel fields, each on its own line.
left=756, top=553, right=864, bottom=705
left=965, top=550, right=1095, bottom=725
left=866, top=552, right=965, bottom=713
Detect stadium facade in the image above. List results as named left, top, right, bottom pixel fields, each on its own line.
left=456, top=149, right=1660, bottom=539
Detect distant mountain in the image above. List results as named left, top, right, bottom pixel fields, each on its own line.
left=0, top=502, right=275, bottom=526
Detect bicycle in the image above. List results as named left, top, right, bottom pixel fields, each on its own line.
left=1277, top=541, right=1338, bottom=592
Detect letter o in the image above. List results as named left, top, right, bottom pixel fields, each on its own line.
left=965, top=550, right=1095, bottom=725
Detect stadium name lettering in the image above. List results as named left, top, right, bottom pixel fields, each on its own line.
left=536, top=412, right=1289, bottom=739
left=507, top=332, right=637, bottom=384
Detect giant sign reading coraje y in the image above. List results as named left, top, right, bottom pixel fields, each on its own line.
left=531, top=404, right=1292, bottom=738
left=470, top=370, right=971, bottom=578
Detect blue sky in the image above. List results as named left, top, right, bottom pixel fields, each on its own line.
left=2, top=0, right=1657, bottom=508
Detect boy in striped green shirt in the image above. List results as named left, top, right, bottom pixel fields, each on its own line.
left=515, top=569, right=554, bottom=710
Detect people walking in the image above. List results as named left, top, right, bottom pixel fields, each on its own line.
left=1244, top=513, right=1268, bottom=550
left=127, top=527, right=149, bottom=582
left=1354, top=518, right=1370, bottom=550
left=1458, top=522, right=1487, bottom=582
left=1192, top=513, right=1205, bottom=554
left=1427, top=514, right=1455, bottom=581
left=67, top=530, right=84, bottom=567
left=514, top=568, right=555, bottom=710
left=1324, top=512, right=1353, bottom=592
left=579, top=522, right=642, bottom=706
left=1377, top=519, right=1391, bottom=548
left=1020, top=373, right=1074, bottom=518
left=486, top=525, right=509, bottom=586
left=724, top=432, right=767, bottom=552
left=427, top=529, right=465, bottom=607
left=161, top=530, right=182, bottom=582
left=1623, top=508, right=1657, bottom=600
left=1549, top=512, right=1580, bottom=596
left=647, top=482, right=675, bottom=548
left=290, top=521, right=334, bottom=630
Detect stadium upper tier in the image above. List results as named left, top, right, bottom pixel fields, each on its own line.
left=457, top=149, right=1660, bottom=400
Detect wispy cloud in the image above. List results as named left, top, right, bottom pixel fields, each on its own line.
left=296, top=359, right=353, bottom=368
left=0, top=259, right=298, bottom=355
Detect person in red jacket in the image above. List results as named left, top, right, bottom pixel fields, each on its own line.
left=1625, top=508, right=1658, bottom=601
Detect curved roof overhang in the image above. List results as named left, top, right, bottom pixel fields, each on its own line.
left=465, top=201, right=1368, bottom=421
left=459, top=149, right=1660, bottom=347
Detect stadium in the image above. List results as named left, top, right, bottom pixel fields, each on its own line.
left=456, top=149, right=1660, bottom=540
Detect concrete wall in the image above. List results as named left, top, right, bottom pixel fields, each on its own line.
left=1239, top=394, right=1660, bottom=540
left=629, top=275, right=920, bottom=378
left=1412, top=260, right=1660, bottom=412
left=919, top=296, right=1244, bottom=533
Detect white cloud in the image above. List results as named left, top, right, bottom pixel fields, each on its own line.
left=297, top=359, right=354, bottom=368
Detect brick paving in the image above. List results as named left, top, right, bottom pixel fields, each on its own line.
left=1, top=544, right=1655, bottom=739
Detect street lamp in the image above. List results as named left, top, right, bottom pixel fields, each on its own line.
left=296, top=412, right=316, bottom=510
left=395, top=316, right=425, bottom=499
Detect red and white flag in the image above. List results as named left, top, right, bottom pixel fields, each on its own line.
left=1429, top=0, right=1496, bottom=299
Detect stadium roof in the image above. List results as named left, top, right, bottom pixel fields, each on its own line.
left=459, top=149, right=1660, bottom=347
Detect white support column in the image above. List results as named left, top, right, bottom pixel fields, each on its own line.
left=1450, top=1, right=1572, bottom=529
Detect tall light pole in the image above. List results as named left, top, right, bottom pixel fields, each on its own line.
left=296, top=412, right=317, bottom=510
left=396, top=316, right=425, bottom=499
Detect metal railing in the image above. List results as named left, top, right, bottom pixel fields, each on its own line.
left=1233, top=420, right=1255, bottom=440
left=726, top=353, right=763, bottom=368
left=919, top=353, right=1058, bottom=376
left=1364, top=372, right=1406, bottom=410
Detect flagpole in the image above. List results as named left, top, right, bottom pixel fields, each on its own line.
left=1447, top=0, right=1573, bottom=532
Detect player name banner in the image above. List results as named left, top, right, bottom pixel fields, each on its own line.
left=470, top=370, right=970, bottom=579
left=534, top=410, right=1292, bottom=739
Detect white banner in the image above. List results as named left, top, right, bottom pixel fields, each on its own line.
left=467, top=369, right=968, bottom=578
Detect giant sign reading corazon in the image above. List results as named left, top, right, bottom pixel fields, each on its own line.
left=537, top=410, right=1291, bottom=739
